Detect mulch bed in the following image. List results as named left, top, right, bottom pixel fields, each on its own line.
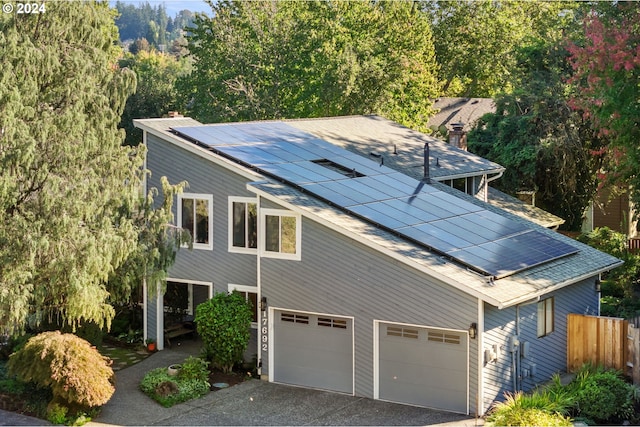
left=209, top=368, right=248, bottom=391
left=0, top=392, right=39, bottom=417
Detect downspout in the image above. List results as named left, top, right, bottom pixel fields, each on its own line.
left=515, top=305, right=521, bottom=391
left=513, top=297, right=540, bottom=391
left=483, top=169, right=504, bottom=202
left=257, top=194, right=263, bottom=379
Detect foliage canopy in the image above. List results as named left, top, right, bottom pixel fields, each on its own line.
left=178, top=0, right=440, bottom=132
left=425, top=0, right=582, bottom=97
left=7, top=331, right=115, bottom=409
left=567, top=4, right=640, bottom=215
left=0, top=1, right=186, bottom=335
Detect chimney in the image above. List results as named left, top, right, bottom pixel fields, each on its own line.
left=449, top=122, right=467, bottom=150
left=167, top=111, right=183, bottom=118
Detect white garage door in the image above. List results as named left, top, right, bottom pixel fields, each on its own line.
left=378, top=323, right=468, bottom=413
left=273, top=310, right=353, bottom=393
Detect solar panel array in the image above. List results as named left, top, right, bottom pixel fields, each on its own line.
left=171, top=123, right=578, bottom=278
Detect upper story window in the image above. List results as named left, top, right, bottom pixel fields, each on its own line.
left=537, top=297, right=554, bottom=338
left=260, top=208, right=301, bottom=260
left=229, top=197, right=257, bottom=253
left=178, top=193, right=213, bottom=250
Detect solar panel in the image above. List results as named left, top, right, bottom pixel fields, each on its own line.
left=171, top=123, right=578, bottom=278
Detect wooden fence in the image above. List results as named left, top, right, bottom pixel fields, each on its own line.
left=567, top=313, right=627, bottom=373
left=628, top=321, right=640, bottom=384
left=628, top=238, right=640, bottom=253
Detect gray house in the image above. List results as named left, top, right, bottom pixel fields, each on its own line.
left=135, top=116, right=621, bottom=416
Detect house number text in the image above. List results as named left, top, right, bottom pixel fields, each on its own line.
left=261, top=316, right=268, bottom=352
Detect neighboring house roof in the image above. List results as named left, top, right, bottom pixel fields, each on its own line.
left=487, top=187, right=565, bottom=229
left=135, top=117, right=621, bottom=309
left=428, top=97, right=495, bottom=134
left=287, top=115, right=504, bottom=181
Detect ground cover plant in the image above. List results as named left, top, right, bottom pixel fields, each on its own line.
left=140, top=356, right=210, bottom=407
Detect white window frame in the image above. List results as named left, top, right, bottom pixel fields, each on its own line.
left=228, top=196, right=258, bottom=254
left=228, top=284, right=258, bottom=328
left=177, top=193, right=213, bottom=250
left=537, top=297, right=555, bottom=338
left=259, top=208, right=301, bottom=261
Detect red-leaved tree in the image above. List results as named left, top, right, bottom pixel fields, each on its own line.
left=567, top=6, right=640, bottom=205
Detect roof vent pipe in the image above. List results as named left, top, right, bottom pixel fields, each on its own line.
left=423, top=143, right=430, bottom=182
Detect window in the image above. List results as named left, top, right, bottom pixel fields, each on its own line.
left=311, top=159, right=365, bottom=178
left=229, top=197, right=258, bottom=253
left=228, top=284, right=258, bottom=326
left=537, top=298, right=554, bottom=337
left=318, top=317, right=348, bottom=329
left=281, top=312, right=309, bottom=324
left=178, top=193, right=213, bottom=250
left=261, top=209, right=301, bottom=260
left=387, top=326, right=419, bottom=339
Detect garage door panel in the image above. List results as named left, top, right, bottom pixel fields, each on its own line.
left=274, top=311, right=353, bottom=394
left=378, top=323, right=468, bottom=413
left=381, top=379, right=465, bottom=410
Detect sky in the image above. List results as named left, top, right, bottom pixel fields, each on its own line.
left=109, top=0, right=212, bottom=17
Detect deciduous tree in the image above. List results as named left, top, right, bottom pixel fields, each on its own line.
left=178, top=0, right=440, bottom=131
left=567, top=4, right=640, bottom=211
left=425, top=0, right=582, bottom=97
left=119, top=50, right=192, bottom=145
left=469, top=37, right=604, bottom=229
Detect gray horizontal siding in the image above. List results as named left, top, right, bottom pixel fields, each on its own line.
left=146, top=134, right=257, bottom=289
left=261, top=215, right=479, bottom=411
left=145, top=133, right=259, bottom=350
left=482, top=277, right=600, bottom=411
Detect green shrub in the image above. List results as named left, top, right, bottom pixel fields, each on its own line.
left=180, top=356, right=210, bottom=383
left=47, top=402, right=68, bottom=425
left=140, top=365, right=209, bottom=407
left=7, top=331, right=115, bottom=411
left=486, top=391, right=573, bottom=427
left=195, top=291, right=252, bottom=373
left=566, top=364, right=638, bottom=424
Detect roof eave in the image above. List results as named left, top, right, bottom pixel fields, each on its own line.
left=495, top=260, right=624, bottom=309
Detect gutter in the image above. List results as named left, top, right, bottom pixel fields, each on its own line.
left=497, top=260, right=624, bottom=309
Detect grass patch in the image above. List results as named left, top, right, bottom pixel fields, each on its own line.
left=140, top=356, right=210, bottom=407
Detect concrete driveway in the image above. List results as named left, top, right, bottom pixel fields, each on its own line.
left=2, top=338, right=483, bottom=426
left=93, top=379, right=482, bottom=426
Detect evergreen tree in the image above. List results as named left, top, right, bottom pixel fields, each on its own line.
left=0, top=1, right=181, bottom=334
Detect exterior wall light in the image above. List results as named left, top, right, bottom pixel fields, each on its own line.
left=260, top=296, right=267, bottom=312
left=469, top=322, right=477, bottom=339
left=595, top=279, right=601, bottom=293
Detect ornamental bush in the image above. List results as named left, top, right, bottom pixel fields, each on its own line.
left=195, top=291, right=252, bottom=373
left=7, top=331, right=114, bottom=411
left=567, top=364, right=639, bottom=424
left=486, top=390, right=573, bottom=427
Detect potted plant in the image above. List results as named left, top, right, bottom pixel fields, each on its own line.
left=168, top=364, right=182, bottom=376
left=146, top=338, right=156, bottom=352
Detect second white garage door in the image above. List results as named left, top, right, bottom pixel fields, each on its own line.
left=377, top=322, right=468, bottom=413
left=272, top=310, right=353, bottom=394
